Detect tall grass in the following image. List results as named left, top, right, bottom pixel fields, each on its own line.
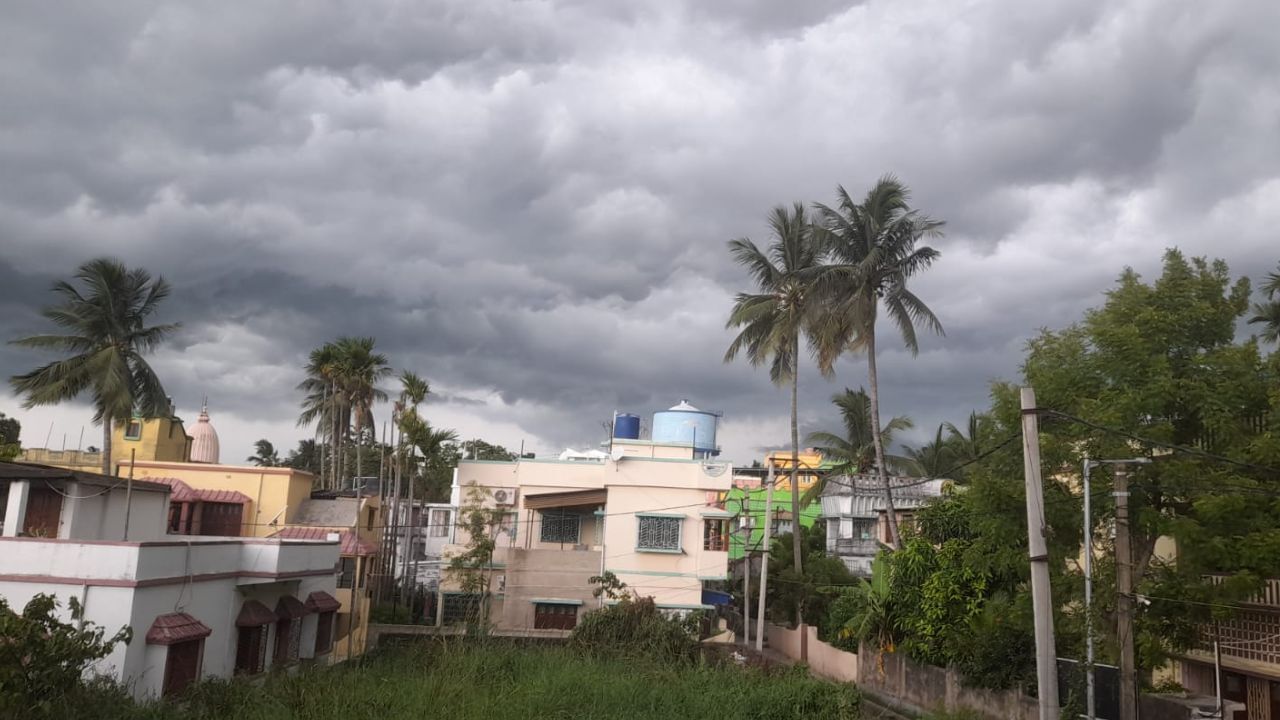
left=50, top=641, right=861, bottom=720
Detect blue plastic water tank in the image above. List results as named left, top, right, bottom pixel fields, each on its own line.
left=613, top=413, right=641, bottom=440
left=651, top=400, right=718, bottom=455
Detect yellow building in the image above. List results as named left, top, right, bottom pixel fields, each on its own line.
left=765, top=448, right=825, bottom=493
left=121, top=458, right=382, bottom=660
left=19, top=404, right=196, bottom=475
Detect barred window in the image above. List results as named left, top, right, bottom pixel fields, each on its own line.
left=637, top=516, right=682, bottom=551
left=540, top=511, right=580, bottom=544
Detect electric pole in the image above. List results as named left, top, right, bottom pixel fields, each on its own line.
left=755, top=460, right=774, bottom=653
left=1020, top=388, right=1060, bottom=720
left=1115, top=462, right=1137, bottom=720
left=741, top=489, right=751, bottom=646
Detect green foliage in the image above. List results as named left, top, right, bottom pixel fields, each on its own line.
left=247, top=439, right=281, bottom=467
left=588, top=570, right=632, bottom=600
left=822, top=555, right=897, bottom=653
left=570, top=597, right=701, bottom=663
left=458, top=439, right=517, bottom=461
left=445, top=483, right=502, bottom=628
left=0, top=594, right=131, bottom=716
left=765, top=523, right=856, bottom=626
left=0, top=411, right=19, bottom=460
left=51, top=642, right=861, bottom=720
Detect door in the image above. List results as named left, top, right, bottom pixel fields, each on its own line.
left=533, top=603, right=578, bottom=630
left=162, top=639, right=203, bottom=696
left=23, top=487, right=63, bottom=536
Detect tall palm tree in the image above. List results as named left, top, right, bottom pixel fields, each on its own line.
left=944, top=410, right=992, bottom=480
left=1248, top=263, right=1280, bottom=344
left=335, top=337, right=391, bottom=487
left=247, top=439, right=281, bottom=467
left=806, top=387, right=912, bottom=505
left=9, top=258, right=179, bottom=475
left=813, top=176, right=944, bottom=549
left=298, top=342, right=343, bottom=488
left=724, top=203, right=824, bottom=577
left=902, top=424, right=952, bottom=479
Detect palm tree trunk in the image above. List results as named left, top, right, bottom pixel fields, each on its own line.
left=866, top=329, right=902, bottom=549
left=789, top=333, right=806, bottom=653
left=789, top=334, right=803, bottom=574
left=102, top=420, right=113, bottom=476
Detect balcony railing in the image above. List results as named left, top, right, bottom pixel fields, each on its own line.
left=833, top=537, right=881, bottom=556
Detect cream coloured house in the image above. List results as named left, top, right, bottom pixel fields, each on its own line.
left=438, top=433, right=733, bottom=631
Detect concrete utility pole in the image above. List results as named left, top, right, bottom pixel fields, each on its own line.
left=1020, top=388, right=1060, bottom=720
left=741, top=490, right=751, bottom=646
left=755, top=460, right=774, bottom=653
left=1114, top=462, right=1137, bottom=720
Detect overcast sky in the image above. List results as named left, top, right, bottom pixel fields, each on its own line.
left=2, top=0, right=1278, bottom=466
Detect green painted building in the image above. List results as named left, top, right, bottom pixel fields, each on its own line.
left=721, top=484, right=823, bottom=560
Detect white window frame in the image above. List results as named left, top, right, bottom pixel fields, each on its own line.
left=636, top=514, right=684, bottom=553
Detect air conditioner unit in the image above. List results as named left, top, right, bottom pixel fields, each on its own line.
left=494, top=489, right=511, bottom=504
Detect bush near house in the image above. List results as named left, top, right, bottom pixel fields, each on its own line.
left=48, top=641, right=862, bottom=720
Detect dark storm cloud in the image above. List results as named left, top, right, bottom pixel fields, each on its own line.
left=2, top=0, right=1278, bottom=462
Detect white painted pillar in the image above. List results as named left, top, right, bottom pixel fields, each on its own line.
left=3, top=480, right=31, bottom=536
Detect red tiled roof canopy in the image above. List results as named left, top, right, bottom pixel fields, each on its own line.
left=272, top=527, right=378, bottom=557
left=148, top=476, right=251, bottom=504
left=145, top=612, right=212, bottom=645
left=305, top=591, right=342, bottom=613
left=276, top=595, right=310, bottom=619
left=235, top=600, right=277, bottom=627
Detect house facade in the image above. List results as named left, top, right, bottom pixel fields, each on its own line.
left=438, top=435, right=733, bottom=631
left=1174, top=576, right=1280, bottom=720
left=0, top=462, right=341, bottom=699
left=818, top=474, right=945, bottom=575
left=119, top=459, right=380, bottom=658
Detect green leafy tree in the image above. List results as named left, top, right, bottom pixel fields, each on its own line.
left=725, top=202, right=825, bottom=579
left=445, top=483, right=502, bottom=630
left=0, top=411, right=20, bottom=461
left=1248, top=261, right=1280, bottom=343
left=902, top=424, right=953, bottom=479
left=0, top=594, right=131, bottom=713
left=765, top=523, right=856, bottom=627
left=246, top=439, right=281, bottom=467
left=824, top=554, right=898, bottom=653
left=459, top=439, right=518, bottom=461
left=813, top=177, right=945, bottom=548
left=9, top=258, right=179, bottom=476
left=942, top=411, right=995, bottom=480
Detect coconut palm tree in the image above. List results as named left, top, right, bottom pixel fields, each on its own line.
left=9, top=258, right=179, bottom=475
left=298, top=342, right=343, bottom=488
left=902, top=424, right=952, bottom=479
left=725, top=202, right=825, bottom=577
left=1248, top=263, right=1280, bottom=344
left=943, top=410, right=992, bottom=480
left=805, top=387, right=912, bottom=505
left=813, top=176, right=944, bottom=549
left=247, top=439, right=281, bottom=467
left=335, top=337, right=391, bottom=487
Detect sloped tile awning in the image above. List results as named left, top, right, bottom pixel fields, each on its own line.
left=236, top=599, right=277, bottom=627
left=271, top=526, right=377, bottom=557
left=524, top=489, right=607, bottom=510
left=305, top=591, right=342, bottom=613
left=145, top=612, right=213, bottom=645
left=276, top=595, right=310, bottom=620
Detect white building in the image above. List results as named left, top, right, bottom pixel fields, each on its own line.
left=819, top=474, right=945, bottom=575
left=0, top=461, right=342, bottom=699
left=384, top=500, right=455, bottom=590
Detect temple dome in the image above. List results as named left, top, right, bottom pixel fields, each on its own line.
left=189, top=402, right=220, bottom=464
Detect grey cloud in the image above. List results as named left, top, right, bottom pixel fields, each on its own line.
left=2, top=0, right=1278, bottom=463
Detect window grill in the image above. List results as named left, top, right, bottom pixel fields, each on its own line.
left=540, top=511, right=580, bottom=544
left=638, top=516, right=681, bottom=551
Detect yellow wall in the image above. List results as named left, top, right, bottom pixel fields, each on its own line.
left=17, top=448, right=103, bottom=474
left=767, top=449, right=823, bottom=492
left=112, top=417, right=191, bottom=471
left=120, top=460, right=314, bottom=537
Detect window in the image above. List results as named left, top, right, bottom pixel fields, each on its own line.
left=234, top=625, right=268, bottom=675
left=772, top=519, right=794, bottom=536
left=533, top=603, right=579, bottom=630
left=162, top=639, right=203, bottom=696
left=637, top=516, right=682, bottom=552
left=540, top=511, right=580, bottom=544
left=274, top=618, right=300, bottom=665
left=441, top=593, right=482, bottom=625
left=314, top=611, right=335, bottom=655
left=124, top=419, right=143, bottom=440
left=429, top=509, right=450, bottom=537
left=338, top=557, right=356, bottom=589
left=366, top=507, right=375, bottom=531
left=703, top=519, right=728, bottom=551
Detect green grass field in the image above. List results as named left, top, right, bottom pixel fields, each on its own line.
left=60, top=641, right=862, bottom=720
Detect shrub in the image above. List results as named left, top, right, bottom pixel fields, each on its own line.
left=0, top=594, right=131, bottom=717
left=570, top=597, right=699, bottom=663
